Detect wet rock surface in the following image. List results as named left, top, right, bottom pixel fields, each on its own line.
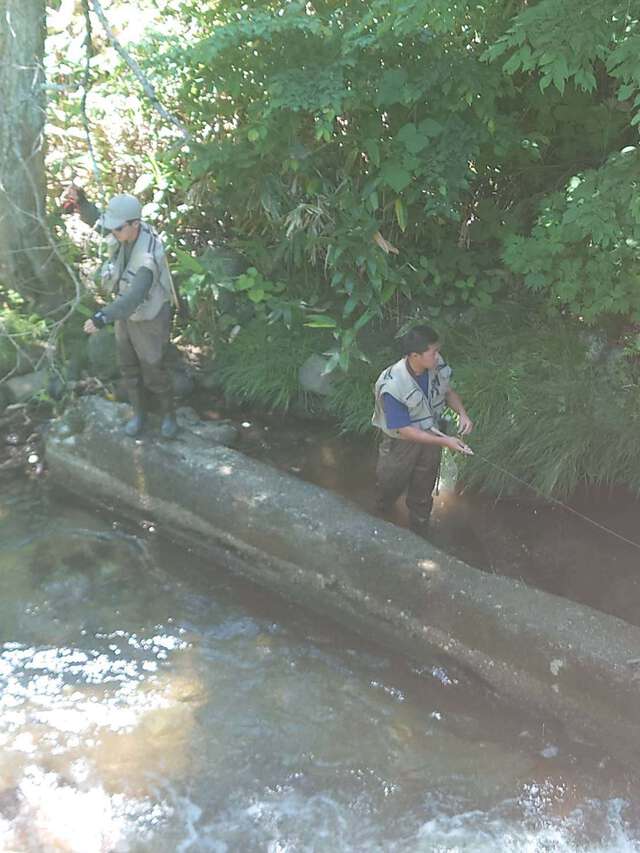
left=45, top=396, right=640, bottom=770
left=0, top=405, right=46, bottom=480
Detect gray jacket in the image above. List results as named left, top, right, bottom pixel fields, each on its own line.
left=372, top=356, right=452, bottom=438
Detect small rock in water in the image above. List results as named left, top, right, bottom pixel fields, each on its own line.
left=431, top=665, right=458, bottom=687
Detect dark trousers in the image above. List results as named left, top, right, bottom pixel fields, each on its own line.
left=114, top=303, right=172, bottom=397
left=375, top=436, right=441, bottom=530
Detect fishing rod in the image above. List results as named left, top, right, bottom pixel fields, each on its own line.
left=466, top=448, right=640, bottom=554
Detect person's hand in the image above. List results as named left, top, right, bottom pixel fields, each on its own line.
left=458, top=412, right=474, bottom=436
left=84, top=319, right=97, bottom=334
left=61, top=184, right=84, bottom=213
left=64, top=185, right=80, bottom=203
left=444, top=435, right=473, bottom=455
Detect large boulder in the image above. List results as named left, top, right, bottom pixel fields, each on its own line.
left=299, top=354, right=335, bottom=396
left=46, top=396, right=640, bottom=770
left=0, top=334, right=44, bottom=379
left=5, top=369, right=48, bottom=403
left=200, top=244, right=246, bottom=282
left=87, top=327, right=119, bottom=380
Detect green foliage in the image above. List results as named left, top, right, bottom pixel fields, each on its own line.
left=136, top=0, right=640, bottom=353
left=45, top=0, right=640, bottom=348
left=503, top=148, right=640, bottom=321
left=484, top=0, right=640, bottom=323
left=38, top=0, right=640, bottom=496
left=487, top=0, right=639, bottom=107
left=443, top=306, right=640, bottom=496
left=213, top=319, right=331, bottom=410
left=0, top=290, right=48, bottom=378
left=148, top=0, right=516, bottom=362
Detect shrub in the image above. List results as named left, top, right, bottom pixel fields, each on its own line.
left=213, top=319, right=331, bottom=410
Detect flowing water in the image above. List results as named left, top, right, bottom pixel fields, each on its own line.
left=1, top=477, right=639, bottom=852
left=233, top=414, right=640, bottom=628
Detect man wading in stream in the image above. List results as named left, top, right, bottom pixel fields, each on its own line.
left=372, top=324, right=474, bottom=537
left=65, top=188, right=179, bottom=439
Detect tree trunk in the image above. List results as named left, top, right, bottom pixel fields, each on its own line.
left=0, top=0, right=69, bottom=312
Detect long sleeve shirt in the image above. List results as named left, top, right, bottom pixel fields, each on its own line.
left=102, top=268, right=153, bottom=322
left=80, top=201, right=153, bottom=323
left=78, top=199, right=101, bottom=228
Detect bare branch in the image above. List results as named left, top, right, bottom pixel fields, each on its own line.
left=80, top=0, right=102, bottom=186
left=4, top=134, right=85, bottom=369
left=89, top=0, right=191, bottom=141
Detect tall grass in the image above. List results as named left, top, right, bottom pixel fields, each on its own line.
left=213, top=319, right=330, bottom=410
left=324, top=347, right=395, bottom=433
left=442, top=305, right=640, bottom=496
left=212, top=306, right=640, bottom=497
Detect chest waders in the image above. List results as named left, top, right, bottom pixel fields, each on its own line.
left=372, top=357, right=451, bottom=535
left=109, top=226, right=178, bottom=439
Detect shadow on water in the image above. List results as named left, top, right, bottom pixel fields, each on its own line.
left=228, top=410, right=640, bottom=628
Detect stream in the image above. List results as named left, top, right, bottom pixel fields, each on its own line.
left=1, top=470, right=639, bottom=852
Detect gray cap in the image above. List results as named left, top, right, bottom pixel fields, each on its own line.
left=99, top=194, right=142, bottom=230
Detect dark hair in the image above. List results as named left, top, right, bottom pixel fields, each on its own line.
left=400, top=324, right=440, bottom=356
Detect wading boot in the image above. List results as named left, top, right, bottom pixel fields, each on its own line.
left=409, top=516, right=431, bottom=540
left=124, top=386, right=146, bottom=437
left=158, top=393, right=178, bottom=440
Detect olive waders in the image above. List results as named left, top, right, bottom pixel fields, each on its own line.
left=115, top=303, right=178, bottom=439
left=375, top=436, right=442, bottom=536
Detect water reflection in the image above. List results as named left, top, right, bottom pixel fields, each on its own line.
left=0, top=481, right=639, bottom=851
left=235, top=417, right=640, bottom=628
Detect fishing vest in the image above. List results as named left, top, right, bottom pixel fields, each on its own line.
left=372, top=355, right=452, bottom=438
left=104, top=222, right=177, bottom=322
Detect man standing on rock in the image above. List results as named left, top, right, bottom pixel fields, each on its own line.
left=67, top=188, right=179, bottom=439
left=372, top=324, right=473, bottom=536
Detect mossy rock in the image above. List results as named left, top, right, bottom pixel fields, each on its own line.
left=87, top=327, right=118, bottom=380
left=61, top=328, right=90, bottom=381
left=200, top=245, right=246, bottom=283
left=5, top=369, right=48, bottom=403
left=0, top=340, right=42, bottom=378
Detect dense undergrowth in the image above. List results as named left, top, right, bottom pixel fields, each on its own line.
left=5, top=0, right=640, bottom=500
left=211, top=302, right=640, bottom=498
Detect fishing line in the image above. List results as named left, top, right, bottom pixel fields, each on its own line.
left=471, top=451, right=640, bottom=553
